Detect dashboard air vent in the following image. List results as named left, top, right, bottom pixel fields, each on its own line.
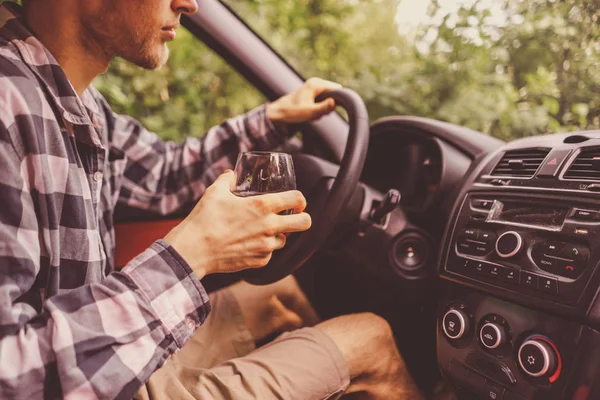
left=564, top=148, right=600, bottom=181
left=491, top=149, right=550, bottom=178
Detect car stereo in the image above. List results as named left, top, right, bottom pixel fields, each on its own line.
left=444, top=193, right=600, bottom=305
left=486, top=200, right=569, bottom=232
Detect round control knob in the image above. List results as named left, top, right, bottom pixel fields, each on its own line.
left=496, top=231, right=523, bottom=258
left=442, top=309, right=470, bottom=340
left=518, top=339, right=558, bottom=378
left=479, top=322, right=505, bottom=349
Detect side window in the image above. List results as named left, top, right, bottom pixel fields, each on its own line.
left=94, top=29, right=266, bottom=142
left=225, top=0, right=600, bottom=140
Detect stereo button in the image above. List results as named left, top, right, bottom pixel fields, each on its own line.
left=448, top=256, right=472, bottom=274
left=463, top=228, right=479, bottom=240
left=474, top=244, right=492, bottom=256
left=520, top=271, right=538, bottom=289
left=542, top=241, right=562, bottom=257
left=457, top=239, right=475, bottom=254
left=539, top=277, right=558, bottom=294
left=501, top=268, right=519, bottom=284
left=538, top=256, right=557, bottom=274
left=474, top=261, right=486, bottom=274
left=555, top=260, right=583, bottom=279
left=572, top=208, right=600, bottom=221
left=486, top=264, right=503, bottom=279
left=496, top=231, right=523, bottom=258
left=480, top=231, right=497, bottom=245
left=560, top=244, right=590, bottom=263
left=457, top=239, right=491, bottom=256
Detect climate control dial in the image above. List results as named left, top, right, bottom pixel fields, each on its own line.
left=442, top=309, right=471, bottom=340
left=518, top=337, right=560, bottom=379
left=480, top=322, right=506, bottom=349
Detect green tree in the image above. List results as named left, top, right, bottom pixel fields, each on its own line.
left=9, top=0, right=598, bottom=142
left=226, top=0, right=599, bottom=140
left=502, top=0, right=600, bottom=134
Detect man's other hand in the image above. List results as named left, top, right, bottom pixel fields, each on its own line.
left=164, top=171, right=311, bottom=279
left=266, top=78, right=342, bottom=124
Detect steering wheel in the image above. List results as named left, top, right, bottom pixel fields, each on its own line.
left=244, top=88, right=370, bottom=285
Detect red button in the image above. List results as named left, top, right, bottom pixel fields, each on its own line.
left=556, top=260, right=583, bottom=279
left=537, top=149, right=572, bottom=177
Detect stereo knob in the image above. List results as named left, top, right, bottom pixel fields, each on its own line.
left=518, top=339, right=558, bottom=378
left=442, top=309, right=470, bottom=340
left=496, top=231, right=523, bottom=258
left=480, top=322, right=505, bottom=349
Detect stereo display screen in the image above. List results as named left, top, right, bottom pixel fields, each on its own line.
left=487, top=201, right=569, bottom=231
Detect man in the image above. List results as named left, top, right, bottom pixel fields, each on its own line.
left=0, top=0, right=423, bottom=399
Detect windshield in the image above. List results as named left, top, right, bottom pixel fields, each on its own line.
left=226, top=0, right=599, bottom=141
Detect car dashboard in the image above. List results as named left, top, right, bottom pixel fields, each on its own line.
left=361, top=134, right=442, bottom=212
left=437, top=131, right=600, bottom=400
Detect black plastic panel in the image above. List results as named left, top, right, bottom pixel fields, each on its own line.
left=437, top=132, right=600, bottom=399
left=438, top=284, right=584, bottom=400
left=443, top=191, right=600, bottom=310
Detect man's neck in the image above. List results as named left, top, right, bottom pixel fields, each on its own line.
left=23, top=4, right=111, bottom=96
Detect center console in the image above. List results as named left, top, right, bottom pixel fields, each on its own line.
left=448, top=194, right=599, bottom=307
left=437, top=134, right=600, bottom=399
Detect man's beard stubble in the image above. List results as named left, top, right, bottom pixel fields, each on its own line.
left=81, top=7, right=168, bottom=71
left=120, top=34, right=169, bottom=70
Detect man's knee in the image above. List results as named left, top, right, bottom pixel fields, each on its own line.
left=357, top=312, right=395, bottom=346
left=318, top=312, right=394, bottom=345
left=316, top=313, right=398, bottom=378
left=317, top=314, right=423, bottom=399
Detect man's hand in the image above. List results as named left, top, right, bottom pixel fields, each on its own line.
left=266, top=77, right=342, bottom=123
left=164, top=171, right=311, bottom=279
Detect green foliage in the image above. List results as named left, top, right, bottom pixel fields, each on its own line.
left=94, top=0, right=600, bottom=142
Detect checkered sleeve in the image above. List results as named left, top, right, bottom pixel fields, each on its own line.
left=99, top=91, right=291, bottom=215
left=0, top=117, right=210, bottom=399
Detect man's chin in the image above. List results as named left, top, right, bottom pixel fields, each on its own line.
left=126, top=45, right=170, bottom=70
left=153, top=45, right=170, bottom=69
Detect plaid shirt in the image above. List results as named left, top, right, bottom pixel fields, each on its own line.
left=0, top=3, right=289, bottom=399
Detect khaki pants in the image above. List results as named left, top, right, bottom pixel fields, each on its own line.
left=136, top=287, right=350, bottom=400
